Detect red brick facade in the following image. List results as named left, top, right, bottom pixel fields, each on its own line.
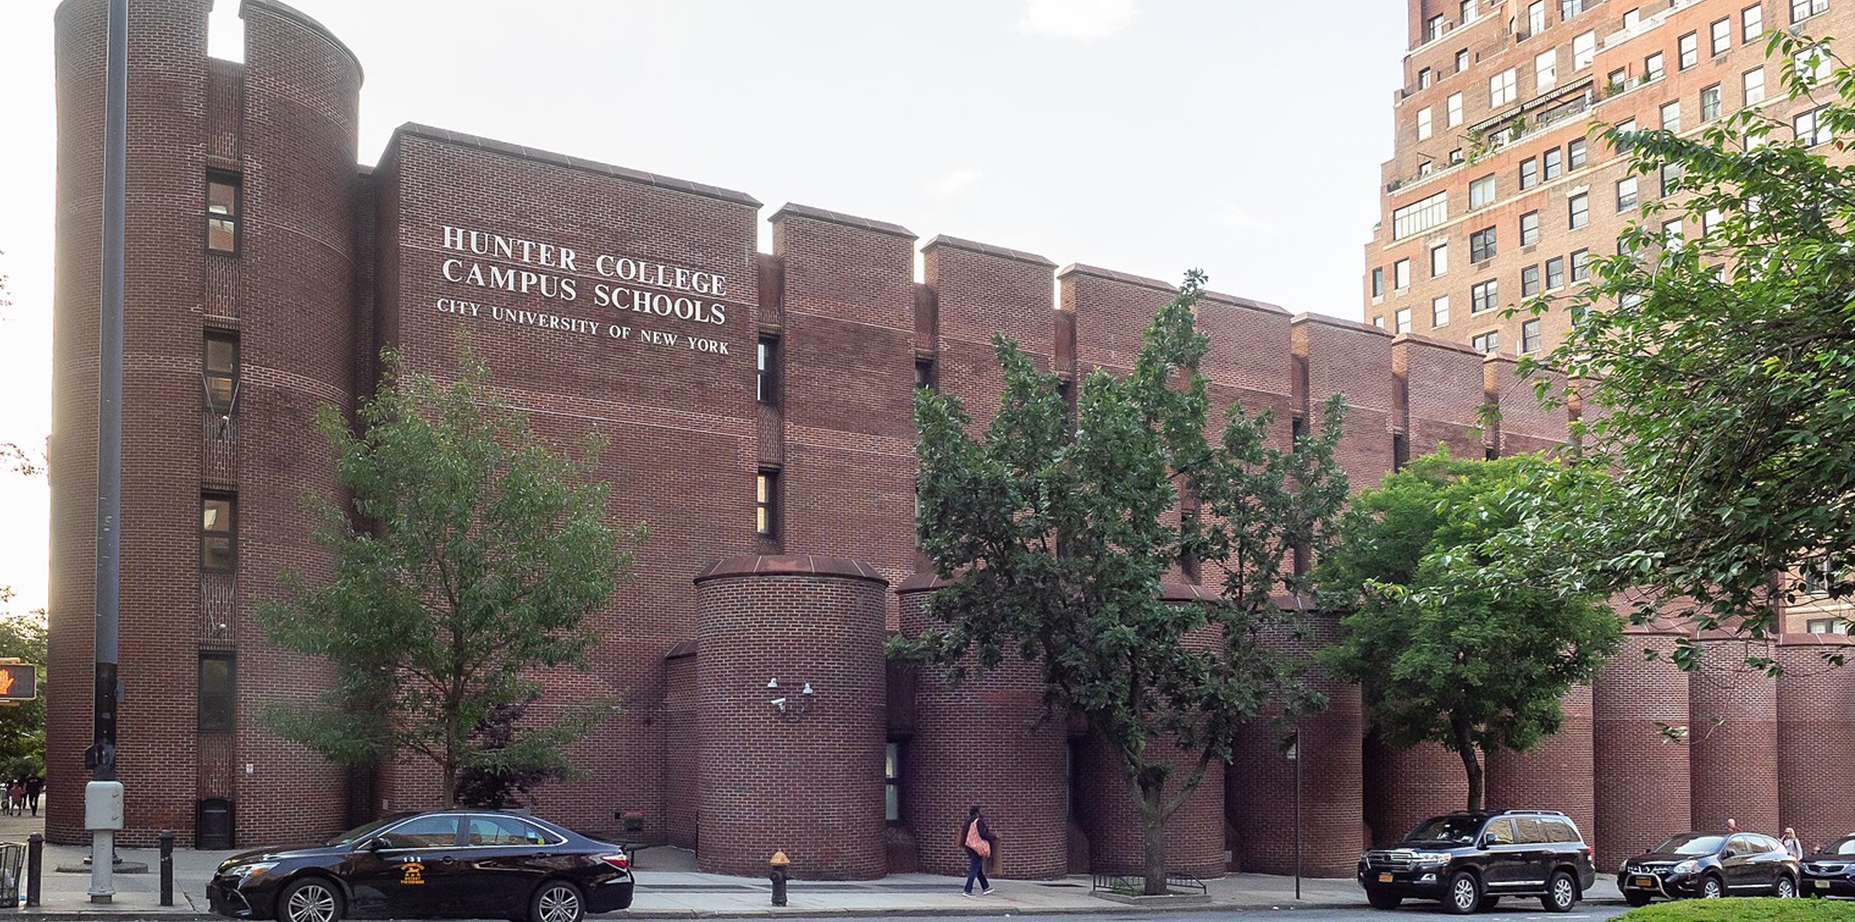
left=48, top=0, right=1855, bottom=882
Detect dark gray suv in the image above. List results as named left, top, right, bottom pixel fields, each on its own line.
left=1358, top=810, right=1599, bottom=914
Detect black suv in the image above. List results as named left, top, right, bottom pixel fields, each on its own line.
left=1619, top=831, right=1800, bottom=904
left=1804, top=835, right=1855, bottom=897
left=1358, top=810, right=1598, bottom=914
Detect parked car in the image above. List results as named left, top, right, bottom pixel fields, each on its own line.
left=1803, top=835, right=1855, bottom=897
left=1618, top=831, right=1800, bottom=905
left=206, top=810, right=635, bottom=922
left=1358, top=809, right=1598, bottom=914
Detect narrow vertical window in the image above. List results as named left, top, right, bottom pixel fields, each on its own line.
left=884, top=742, right=901, bottom=822
left=914, top=357, right=936, bottom=392
left=206, top=173, right=241, bottom=254
left=756, top=335, right=779, bottom=405
left=203, top=332, right=239, bottom=415
left=1179, top=508, right=1201, bottom=582
left=199, top=653, right=236, bottom=732
left=1432, top=295, right=1451, bottom=328
left=202, top=495, right=237, bottom=571
left=1567, top=138, right=1587, bottom=170
left=1393, top=433, right=1411, bottom=471
left=754, top=470, right=778, bottom=537
left=1371, top=267, right=1384, bottom=298
left=1522, top=318, right=1543, bottom=353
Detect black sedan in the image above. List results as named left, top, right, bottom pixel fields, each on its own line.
left=1619, top=831, right=1800, bottom=905
left=1804, top=835, right=1855, bottom=897
left=207, top=810, right=635, bottom=922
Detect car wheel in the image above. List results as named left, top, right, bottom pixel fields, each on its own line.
left=1625, top=892, right=1651, bottom=907
left=1540, top=871, right=1578, bottom=912
left=277, top=878, right=343, bottom=922
left=1444, top=871, right=1480, bottom=915
left=1701, top=875, right=1725, bottom=899
left=531, top=880, right=585, bottom=922
left=1365, top=888, right=1402, bottom=910
left=1776, top=875, right=1798, bottom=899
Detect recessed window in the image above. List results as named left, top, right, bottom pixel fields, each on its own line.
left=1472, top=330, right=1500, bottom=353
left=1536, top=50, right=1558, bottom=90
left=1455, top=49, right=1470, bottom=74
left=754, top=470, right=778, bottom=537
left=1664, top=218, right=1686, bottom=249
left=1573, top=31, right=1596, bottom=69
left=1372, top=315, right=1386, bottom=329
left=1428, top=14, right=1446, bottom=40
left=1527, top=1, right=1546, bottom=34
left=1395, top=258, right=1412, bottom=290
left=1417, top=107, right=1434, bottom=140
left=1743, top=4, right=1764, bottom=40
left=1394, top=191, right=1450, bottom=240
left=1520, top=211, right=1541, bottom=247
left=756, top=335, right=779, bottom=405
left=1571, top=248, right=1591, bottom=281
left=1567, top=138, right=1587, bottom=170
left=204, top=332, right=239, bottom=415
left=1470, top=174, right=1497, bottom=209
left=914, top=357, right=937, bottom=392
left=1546, top=256, right=1566, bottom=290
left=1679, top=32, right=1699, bottom=70
left=1745, top=67, right=1766, bottom=105
left=1470, top=226, right=1498, bottom=263
left=1617, top=176, right=1639, bottom=210
left=1395, top=307, right=1412, bottom=334
left=1701, top=85, right=1722, bottom=122
left=199, top=653, right=236, bottom=732
left=1490, top=68, right=1518, bottom=106
left=1431, top=242, right=1449, bottom=277
left=1645, top=52, right=1665, bottom=82
left=1520, top=158, right=1539, bottom=190
left=1521, top=318, right=1542, bottom=353
left=206, top=173, right=241, bottom=254
left=1792, top=0, right=1827, bottom=24
left=1624, top=8, right=1642, bottom=31
left=1433, top=295, right=1451, bottom=327
left=884, top=742, right=901, bottom=822
left=1371, top=267, right=1384, bottom=298
left=1559, top=0, right=1585, bottom=19
left=1568, top=193, right=1590, bottom=229
left=1661, top=100, right=1682, bottom=133
left=1660, top=161, right=1684, bottom=196
left=1711, top=18, right=1731, bottom=56
left=1419, top=67, right=1433, bottom=89
left=202, top=495, right=237, bottom=571
left=1797, top=106, right=1833, bottom=146
left=1471, top=279, right=1499, bottom=314
left=1543, top=148, right=1563, bottom=181
left=1522, top=264, right=1542, bottom=297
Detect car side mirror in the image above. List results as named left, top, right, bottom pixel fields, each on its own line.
left=358, top=838, right=384, bottom=852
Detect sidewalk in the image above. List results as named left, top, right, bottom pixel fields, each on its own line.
left=0, top=813, right=1627, bottom=919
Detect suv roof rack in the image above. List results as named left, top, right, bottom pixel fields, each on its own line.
left=1492, top=808, right=1569, bottom=817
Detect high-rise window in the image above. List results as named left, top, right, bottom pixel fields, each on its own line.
left=1431, top=241, right=1449, bottom=277
left=1624, top=8, right=1642, bottom=31
left=1679, top=32, right=1699, bottom=70
left=1645, top=52, right=1665, bottom=81
left=1664, top=218, right=1686, bottom=248
left=1419, top=67, right=1433, bottom=89
left=199, top=653, right=236, bottom=732
left=1395, top=307, right=1412, bottom=334
left=914, top=357, right=936, bottom=391
left=1417, top=107, right=1434, bottom=140
left=756, top=335, right=779, bottom=405
left=1432, top=295, right=1451, bottom=327
left=1471, top=279, right=1499, bottom=313
left=1568, top=192, right=1590, bottom=229
left=1711, top=18, right=1732, bottom=56
left=1701, top=84, right=1722, bottom=122
left=1371, top=267, right=1384, bottom=298
left=1546, top=256, right=1566, bottom=289
left=1573, top=31, right=1597, bottom=69
left=1522, top=264, right=1542, bottom=297
left=1536, top=50, right=1558, bottom=90
left=1456, top=49, right=1470, bottom=73
left=1395, top=258, right=1412, bottom=290
left=1796, top=106, right=1832, bottom=146
left=1427, top=14, right=1446, bottom=40
left=1571, top=248, right=1591, bottom=281
left=1472, top=330, right=1500, bottom=353
left=1528, top=1, right=1546, bottom=34
left=1793, top=0, right=1827, bottom=23
left=1617, top=176, right=1639, bottom=210
left=1660, top=161, right=1684, bottom=196
left=1743, top=4, right=1764, bottom=40
left=1567, top=138, right=1587, bottom=170
left=1470, top=226, right=1498, bottom=262
left=206, top=173, right=241, bottom=254
left=1559, top=0, right=1585, bottom=19
left=1469, top=173, right=1496, bottom=208
left=1522, top=318, right=1543, bottom=353
left=1393, top=191, right=1450, bottom=239
left=1543, top=148, right=1563, bottom=180
left=1520, top=211, right=1541, bottom=246
left=1744, top=67, right=1766, bottom=104
left=202, top=495, right=237, bottom=571
left=1661, top=100, right=1681, bottom=133
left=204, top=332, right=239, bottom=415
left=1520, top=157, right=1539, bottom=190
left=1490, top=68, right=1517, bottom=106
left=1796, top=44, right=1832, bottom=87
left=755, top=471, right=778, bottom=537
left=1460, top=0, right=1477, bottom=23
left=1447, top=92, right=1464, bottom=127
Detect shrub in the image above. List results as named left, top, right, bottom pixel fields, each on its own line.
left=1619, top=898, right=1855, bottom=922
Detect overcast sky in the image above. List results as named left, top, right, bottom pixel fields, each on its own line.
left=0, top=0, right=1404, bottom=613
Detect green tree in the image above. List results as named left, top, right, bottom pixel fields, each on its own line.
left=258, top=351, right=642, bottom=807
left=895, top=272, right=1348, bottom=894
left=1319, top=450, right=1620, bottom=811
left=1517, top=34, right=1855, bottom=663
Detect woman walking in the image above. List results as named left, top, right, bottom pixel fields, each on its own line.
left=1783, top=827, right=1804, bottom=860
left=960, top=806, right=995, bottom=897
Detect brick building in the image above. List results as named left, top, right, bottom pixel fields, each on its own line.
left=49, top=0, right=1855, bottom=878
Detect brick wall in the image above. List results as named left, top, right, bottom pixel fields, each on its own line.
left=1365, top=740, right=1469, bottom=846
left=1776, top=634, right=1855, bottom=844
left=1593, top=628, right=1691, bottom=865
left=1689, top=638, right=1780, bottom=832
left=1485, top=685, right=1596, bottom=848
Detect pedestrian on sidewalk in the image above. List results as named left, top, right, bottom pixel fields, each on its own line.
left=1727, top=818, right=1741, bottom=834
left=1783, top=827, right=1804, bottom=859
left=4, top=780, right=18, bottom=817
left=960, top=805, right=995, bottom=898
left=24, top=774, right=40, bottom=817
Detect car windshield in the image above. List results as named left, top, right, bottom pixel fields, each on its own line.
left=1407, top=815, right=1482, bottom=845
left=1825, top=837, right=1855, bottom=857
left=1655, top=834, right=1726, bottom=856
left=327, top=815, right=403, bottom=846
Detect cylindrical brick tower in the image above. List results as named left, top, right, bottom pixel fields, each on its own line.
left=1227, top=612, right=1364, bottom=876
left=1485, top=684, right=1596, bottom=843
left=1777, top=633, right=1855, bottom=843
left=896, top=577, right=1068, bottom=879
left=1593, top=627, right=1691, bottom=866
left=1364, top=739, right=1468, bottom=846
left=1689, top=637, right=1780, bottom=832
left=695, top=556, right=888, bottom=879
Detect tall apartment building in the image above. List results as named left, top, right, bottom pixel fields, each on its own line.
left=1363, top=0, right=1854, bottom=634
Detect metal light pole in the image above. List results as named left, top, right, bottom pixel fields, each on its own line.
left=1290, top=724, right=1302, bottom=901
left=87, top=0, right=130, bottom=903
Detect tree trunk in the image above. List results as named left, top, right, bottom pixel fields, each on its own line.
left=1452, top=719, right=1483, bottom=812
left=1138, top=776, right=1169, bottom=896
left=442, top=760, right=457, bottom=809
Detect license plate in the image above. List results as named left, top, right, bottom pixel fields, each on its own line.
left=1634, top=877, right=1656, bottom=888
left=1817, top=880, right=1830, bottom=890
left=1378, top=873, right=1393, bottom=883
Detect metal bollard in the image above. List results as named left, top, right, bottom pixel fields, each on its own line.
left=158, top=829, right=174, bottom=907
left=768, top=851, right=790, bottom=907
left=25, top=834, right=40, bottom=907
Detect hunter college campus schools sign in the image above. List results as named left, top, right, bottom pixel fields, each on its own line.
left=432, top=225, right=737, bottom=356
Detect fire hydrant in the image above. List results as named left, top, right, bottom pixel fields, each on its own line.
left=769, top=851, right=791, bottom=906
